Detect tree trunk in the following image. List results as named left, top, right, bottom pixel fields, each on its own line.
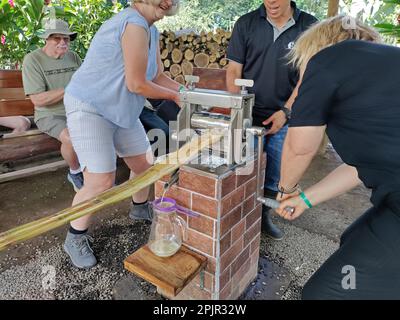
left=327, top=0, right=339, bottom=17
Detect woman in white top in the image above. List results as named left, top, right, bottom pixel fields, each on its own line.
left=63, top=0, right=182, bottom=269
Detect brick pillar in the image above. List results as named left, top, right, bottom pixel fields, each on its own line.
left=154, top=152, right=266, bottom=300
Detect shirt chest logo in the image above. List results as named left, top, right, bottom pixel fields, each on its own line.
left=287, top=41, right=295, bottom=50
left=44, top=67, right=78, bottom=76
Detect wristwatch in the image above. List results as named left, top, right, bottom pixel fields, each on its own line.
left=281, top=105, right=292, bottom=120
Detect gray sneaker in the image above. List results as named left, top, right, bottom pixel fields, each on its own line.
left=128, top=202, right=153, bottom=221
left=67, top=172, right=84, bottom=192
left=63, top=231, right=97, bottom=269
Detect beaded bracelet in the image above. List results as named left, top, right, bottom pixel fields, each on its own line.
left=277, top=183, right=301, bottom=197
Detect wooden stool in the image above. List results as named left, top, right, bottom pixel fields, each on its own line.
left=124, top=244, right=207, bottom=298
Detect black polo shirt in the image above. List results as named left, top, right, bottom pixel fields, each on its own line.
left=290, top=40, right=400, bottom=208
left=227, top=1, right=317, bottom=126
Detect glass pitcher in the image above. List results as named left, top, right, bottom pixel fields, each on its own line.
left=148, top=197, right=198, bottom=258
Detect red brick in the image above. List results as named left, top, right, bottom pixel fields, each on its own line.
left=220, top=237, right=243, bottom=272
left=238, top=263, right=258, bottom=295
left=221, top=186, right=244, bottom=216
left=244, top=218, right=261, bottom=247
left=251, top=250, right=259, bottom=265
left=244, top=177, right=257, bottom=198
left=250, top=234, right=261, bottom=255
left=219, top=281, right=231, bottom=300
left=206, top=257, right=216, bottom=274
left=180, top=170, right=216, bottom=198
left=231, top=245, right=250, bottom=276
left=188, top=214, right=214, bottom=238
left=245, top=205, right=261, bottom=229
left=230, top=285, right=241, bottom=300
left=242, top=194, right=255, bottom=217
left=220, top=206, right=241, bottom=237
left=192, top=193, right=218, bottom=219
left=185, top=229, right=214, bottom=256
left=219, top=267, right=231, bottom=290
left=220, top=231, right=231, bottom=255
left=220, top=172, right=236, bottom=198
left=231, top=257, right=251, bottom=288
left=155, top=183, right=191, bottom=208
left=231, top=220, right=245, bottom=244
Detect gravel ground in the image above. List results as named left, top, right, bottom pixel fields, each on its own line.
left=0, top=146, right=371, bottom=300
left=261, top=219, right=339, bottom=300
left=0, top=216, right=159, bottom=300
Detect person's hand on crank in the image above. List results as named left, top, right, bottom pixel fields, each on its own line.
left=263, top=110, right=286, bottom=135
left=275, top=194, right=308, bottom=221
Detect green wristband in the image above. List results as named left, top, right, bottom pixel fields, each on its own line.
left=178, top=85, right=186, bottom=92
left=300, top=192, right=313, bottom=209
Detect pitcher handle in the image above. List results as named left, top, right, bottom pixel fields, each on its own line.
left=176, top=205, right=199, bottom=217
left=175, top=215, right=188, bottom=242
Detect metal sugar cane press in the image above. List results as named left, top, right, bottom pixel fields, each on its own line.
left=175, top=76, right=255, bottom=166
left=171, top=75, right=292, bottom=212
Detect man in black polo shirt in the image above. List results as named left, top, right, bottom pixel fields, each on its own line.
left=227, top=1, right=317, bottom=240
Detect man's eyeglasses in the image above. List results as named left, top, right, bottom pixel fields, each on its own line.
left=48, top=36, right=70, bottom=43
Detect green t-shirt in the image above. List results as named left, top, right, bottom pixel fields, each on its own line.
left=22, top=48, right=82, bottom=122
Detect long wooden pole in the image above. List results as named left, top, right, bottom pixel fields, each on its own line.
left=0, top=131, right=223, bottom=251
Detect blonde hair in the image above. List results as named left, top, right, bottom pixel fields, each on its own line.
left=288, top=15, right=382, bottom=74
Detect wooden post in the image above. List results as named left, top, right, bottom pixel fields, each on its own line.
left=328, top=0, right=339, bottom=17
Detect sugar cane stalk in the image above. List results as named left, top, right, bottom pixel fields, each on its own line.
left=0, top=131, right=223, bottom=251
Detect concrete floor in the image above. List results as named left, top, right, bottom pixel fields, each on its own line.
left=0, top=145, right=371, bottom=300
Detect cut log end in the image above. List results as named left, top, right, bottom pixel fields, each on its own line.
left=194, top=53, right=210, bottom=68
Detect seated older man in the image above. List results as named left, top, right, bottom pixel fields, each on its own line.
left=22, top=19, right=83, bottom=191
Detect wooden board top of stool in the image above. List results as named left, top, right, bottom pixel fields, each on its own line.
left=124, top=244, right=207, bottom=297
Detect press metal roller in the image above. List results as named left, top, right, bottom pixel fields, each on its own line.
left=171, top=75, right=295, bottom=215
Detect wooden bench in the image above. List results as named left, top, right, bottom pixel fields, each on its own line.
left=0, top=70, right=35, bottom=117
left=0, top=68, right=228, bottom=181
left=0, top=70, right=63, bottom=182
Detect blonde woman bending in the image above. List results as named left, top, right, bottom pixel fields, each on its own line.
left=275, top=16, right=400, bottom=299
left=63, top=0, right=181, bottom=269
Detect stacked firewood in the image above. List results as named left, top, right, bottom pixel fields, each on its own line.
left=159, top=28, right=231, bottom=84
